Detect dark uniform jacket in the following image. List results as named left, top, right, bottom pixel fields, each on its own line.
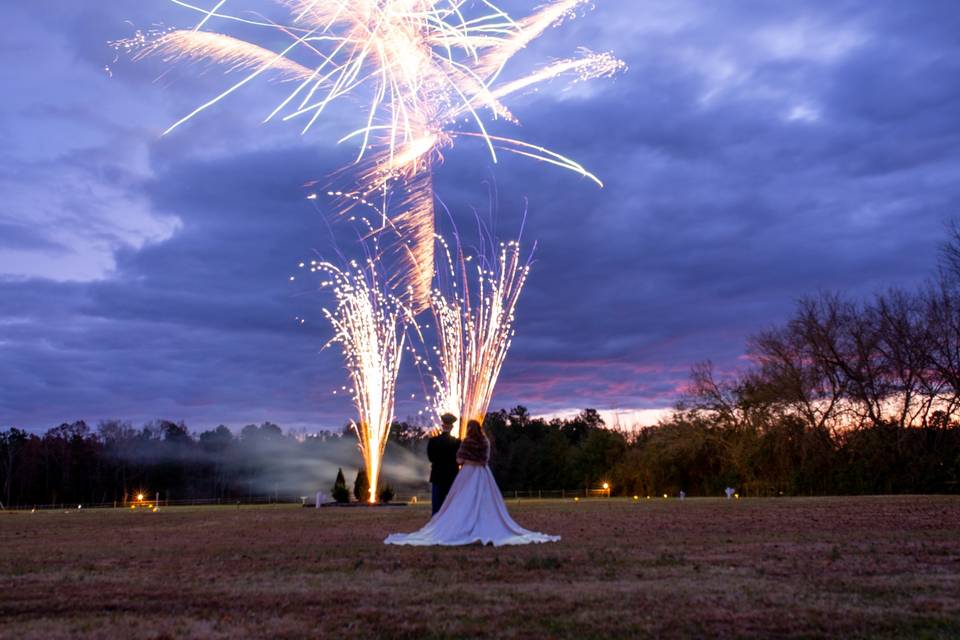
left=427, top=432, right=460, bottom=485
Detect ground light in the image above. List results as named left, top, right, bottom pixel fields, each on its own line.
left=130, top=493, right=158, bottom=512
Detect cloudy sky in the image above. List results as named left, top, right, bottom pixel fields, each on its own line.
left=2, top=1, right=958, bottom=433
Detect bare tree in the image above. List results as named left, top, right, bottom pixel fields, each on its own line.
left=924, top=282, right=960, bottom=418
left=788, top=294, right=886, bottom=428
left=873, top=289, right=934, bottom=430
left=749, top=319, right=846, bottom=435
left=684, top=361, right=742, bottom=428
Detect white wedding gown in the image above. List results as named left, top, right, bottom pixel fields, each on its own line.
left=385, top=462, right=560, bottom=546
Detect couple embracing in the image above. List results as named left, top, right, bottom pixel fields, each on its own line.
left=385, top=414, right=559, bottom=547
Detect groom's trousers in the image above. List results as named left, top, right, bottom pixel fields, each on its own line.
left=431, top=481, right=452, bottom=515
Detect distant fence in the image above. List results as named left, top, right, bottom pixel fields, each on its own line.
left=4, top=484, right=957, bottom=511
left=1, top=495, right=309, bottom=511
left=1, top=488, right=613, bottom=511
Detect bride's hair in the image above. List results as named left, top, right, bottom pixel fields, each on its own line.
left=456, top=419, right=489, bottom=464
left=466, top=420, right=482, bottom=438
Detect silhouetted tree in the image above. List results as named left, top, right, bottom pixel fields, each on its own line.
left=353, top=468, right=369, bottom=502
left=0, top=428, right=27, bottom=506
left=331, top=468, right=349, bottom=503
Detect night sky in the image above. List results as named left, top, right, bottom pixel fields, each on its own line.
left=2, top=1, right=958, bottom=433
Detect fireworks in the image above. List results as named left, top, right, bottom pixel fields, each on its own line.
left=429, top=235, right=531, bottom=438
left=307, top=252, right=412, bottom=503
left=119, top=0, right=624, bottom=308
left=118, top=1, right=623, bottom=498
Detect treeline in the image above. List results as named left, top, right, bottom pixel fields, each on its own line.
left=0, top=420, right=375, bottom=507
left=484, top=230, right=960, bottom=495
left=2, top=379, right=957, bottom=508
left=3, top=229, right=960, bottom=505
left=609, top=226, right=960, bottom=496
left=0, top=412, right=619, bottom=507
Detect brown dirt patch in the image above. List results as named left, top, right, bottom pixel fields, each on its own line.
left=2, top=496, right=959, bottom=638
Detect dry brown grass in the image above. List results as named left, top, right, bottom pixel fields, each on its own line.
left=2, top=496, right=959, bottom=639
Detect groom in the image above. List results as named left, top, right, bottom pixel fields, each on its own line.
left=427, top=413, right=460, bottom=515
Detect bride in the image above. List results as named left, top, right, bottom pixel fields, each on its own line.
left=385, top=420, right=560, bottom=546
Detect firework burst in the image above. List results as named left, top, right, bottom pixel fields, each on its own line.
left=117, top=1, right=621, bottom=490
left=117, top=0, right=623, bottom=308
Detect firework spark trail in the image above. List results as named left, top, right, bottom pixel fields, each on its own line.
left=115, top=1, right=620, bottom=494
left=429, top=234, right=531, bottom=439
left=307, top=252, right=411, bottom=503
left=132, top=29, right=315, bottom=80
left=294, top=194, right=422, bottom=502
left=118, top=0, right=624, bottom=309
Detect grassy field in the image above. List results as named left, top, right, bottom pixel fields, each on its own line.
left=2, top=496, right=959, bottom=639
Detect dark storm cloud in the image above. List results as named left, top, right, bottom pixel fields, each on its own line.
left=2, top=0, right=959, bottom=431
